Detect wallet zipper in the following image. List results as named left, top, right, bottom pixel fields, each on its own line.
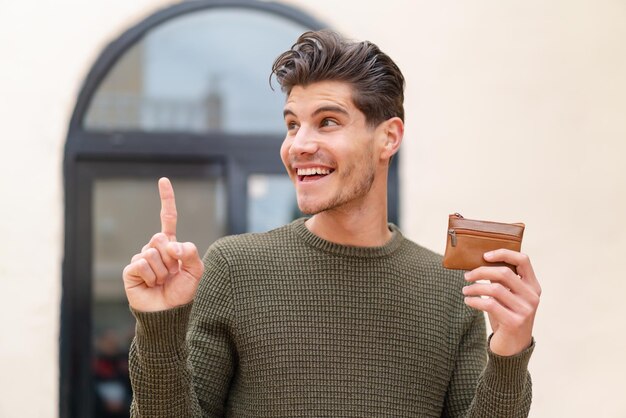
left=447, top=228, right=522, bottom=247
left=448, top=214, right=522, bottom=247
left=448, top=229, right=458, bottom=246
left=449, top=213, right=462, bottom=246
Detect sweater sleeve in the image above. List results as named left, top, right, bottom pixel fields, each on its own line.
left=466, top=334, right=534, bottom=417
left=128, top=243, right=236, bottom=418
left=443, top=309, right=534, bottom=417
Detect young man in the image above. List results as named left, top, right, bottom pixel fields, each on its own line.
left=123, top=30, right=540, bottom=417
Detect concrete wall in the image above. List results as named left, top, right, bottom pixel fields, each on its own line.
left=1, top=0, right=624, bottom=416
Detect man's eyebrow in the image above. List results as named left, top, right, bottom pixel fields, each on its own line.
left=283, top=105, right=349, bottom=119
left=312, top=105, right=349, bottom=117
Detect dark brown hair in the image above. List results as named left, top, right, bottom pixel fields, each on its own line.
left=271, top=30, right=405, bottom=127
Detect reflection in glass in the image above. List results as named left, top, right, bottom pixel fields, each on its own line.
left=247, top=174, right=301, bottom=233
left=84, top=9, right=307, bottom=134
left=91, top=177, right=225, bottom=417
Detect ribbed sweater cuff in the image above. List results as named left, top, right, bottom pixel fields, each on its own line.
left=131, top=302, right=193, bottom=353
left=483, top=335, right=535, bottom=393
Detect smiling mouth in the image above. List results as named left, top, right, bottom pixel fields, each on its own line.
left=297, top=167, right=335, bottom=182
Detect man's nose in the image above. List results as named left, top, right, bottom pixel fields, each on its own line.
left=290, top=126, right=319, bottom=155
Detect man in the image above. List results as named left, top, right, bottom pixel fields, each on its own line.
left=123, top=30, right=541, bottom=417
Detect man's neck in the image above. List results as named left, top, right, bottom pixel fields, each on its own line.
left=305, top=206, right=392, bottom=247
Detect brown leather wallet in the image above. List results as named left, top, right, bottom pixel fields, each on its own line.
left=442, top=213, right=525, bottom=271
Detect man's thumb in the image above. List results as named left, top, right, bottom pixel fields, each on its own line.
left=166, top=241, right=203, bottom=278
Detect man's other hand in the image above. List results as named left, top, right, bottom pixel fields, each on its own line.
left=122, top=177, right=204, bottom=312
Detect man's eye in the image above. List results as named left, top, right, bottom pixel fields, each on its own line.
left=321, top=118, right=339, bottom=127
left=286, top=121, right=299, bottom=131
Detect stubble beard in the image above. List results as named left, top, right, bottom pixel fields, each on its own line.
left=297, top=158, right=377, bottom=215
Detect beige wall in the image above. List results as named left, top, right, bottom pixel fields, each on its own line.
left=1, top=0, right=624, bottom=416
left=0, top=2, right=172, bottom=416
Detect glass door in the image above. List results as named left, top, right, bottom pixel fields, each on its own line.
left=67, top=161, right=225, bottom=417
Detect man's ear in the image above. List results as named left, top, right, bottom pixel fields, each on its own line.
left=379, top=117, right=404, bottom=161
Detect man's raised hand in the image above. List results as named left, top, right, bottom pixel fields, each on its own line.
left=122, top=177, right=204, bottom=312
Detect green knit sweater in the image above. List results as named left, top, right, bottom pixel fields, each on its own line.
left=129, top=218, right=533, bottom=417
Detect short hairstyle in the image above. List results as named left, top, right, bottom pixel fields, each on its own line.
left=271, top=30, right=405, bottom=127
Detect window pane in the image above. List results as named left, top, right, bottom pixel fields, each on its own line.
left=91, top=177, right=225, bottom=416
left=247, top=174, right=302, bottom=233
left=84, top=9, right=307, bottom=134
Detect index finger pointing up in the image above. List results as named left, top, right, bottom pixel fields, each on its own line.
left=158, top=177, right=177, bottom=241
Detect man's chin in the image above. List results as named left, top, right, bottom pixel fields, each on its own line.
left=297, top=205, right=321, bottom=216
left=297, top=199, right=327, bottom=216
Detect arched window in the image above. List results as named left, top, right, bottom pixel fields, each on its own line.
left=61, top=1, right=398, bottom=416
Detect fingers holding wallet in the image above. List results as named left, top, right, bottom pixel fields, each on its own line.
left=463, top=249, right=541, bottom=356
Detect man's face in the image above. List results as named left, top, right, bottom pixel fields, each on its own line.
left=280, top=80, right=384, bottom=215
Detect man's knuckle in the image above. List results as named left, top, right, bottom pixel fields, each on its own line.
left=496, top=266, right=510, bottom=278
left=493, top=283, right=507, bottom=296
left=145, top=247, right=159, bottom=259
left=511, top=315, right=525, bottom=328
left=483, top=298, right=496, bottom=310
left=529, top=293, right=540, bottom=308
left=161, top=211, right=177, bottom=221
left=138, top=258, right=150, bottom=273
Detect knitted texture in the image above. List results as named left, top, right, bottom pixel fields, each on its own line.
left=130, top=218, right=533, bottom=417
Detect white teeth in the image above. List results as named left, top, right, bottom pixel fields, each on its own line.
left=297, top=167, right=332, bottom=176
